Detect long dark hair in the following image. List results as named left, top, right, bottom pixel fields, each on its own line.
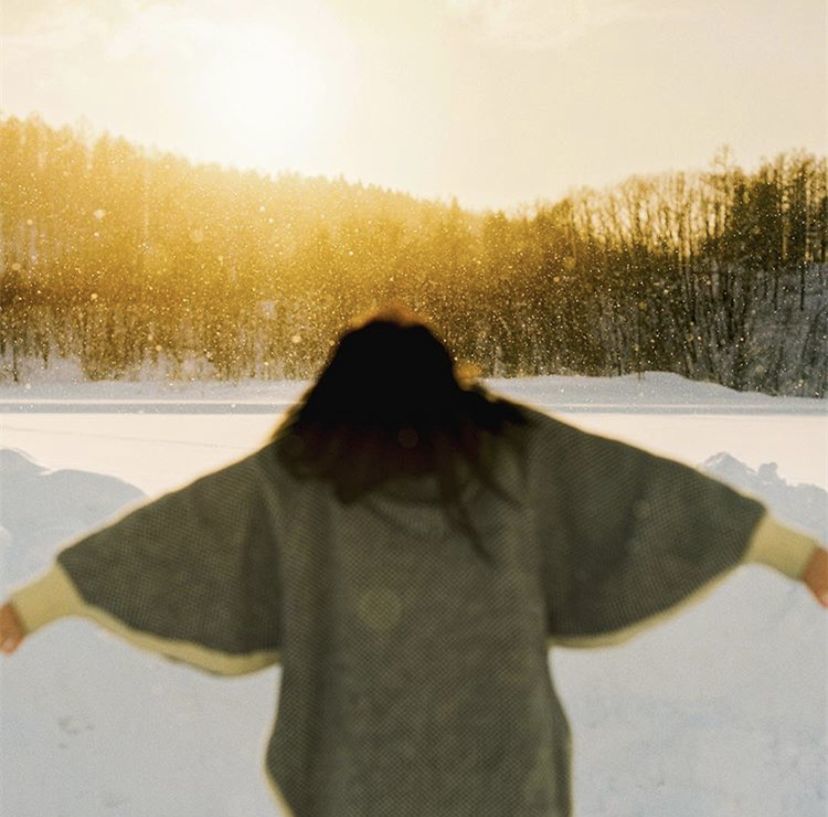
left=271, top=306, right=529, bottom=562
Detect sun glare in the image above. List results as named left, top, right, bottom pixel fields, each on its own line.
left=193, top=31, right=327, bottom=168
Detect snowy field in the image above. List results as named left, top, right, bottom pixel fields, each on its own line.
left=1, top=372, right=826, bottom=817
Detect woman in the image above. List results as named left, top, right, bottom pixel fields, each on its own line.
left=2, top=306, right=827, bottom=817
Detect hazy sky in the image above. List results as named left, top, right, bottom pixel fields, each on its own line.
left=2, top=0, right=825, bottom=210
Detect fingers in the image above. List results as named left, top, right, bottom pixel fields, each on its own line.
left=1, top=632, right=23, bottom=654
left=0, top=601, right=26, bottom=655
left=802, top=548, right=828, bottom=608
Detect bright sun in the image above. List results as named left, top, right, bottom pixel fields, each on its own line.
left=194, top=30, right=327, bottom=168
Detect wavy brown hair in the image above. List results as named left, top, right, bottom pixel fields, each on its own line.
left=271, top=306, right=529, bottom=562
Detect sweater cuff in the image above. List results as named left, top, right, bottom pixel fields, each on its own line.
left=9, top=562, right=87, bottom=634
left=744, top=513, right=819, bottom=580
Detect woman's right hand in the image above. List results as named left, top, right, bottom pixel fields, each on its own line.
left=802, top=547, right=828, bottom=608
left=0, top=601, right=27, bottom=654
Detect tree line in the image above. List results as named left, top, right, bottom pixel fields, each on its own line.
left=1, top=115, right=826, bottom=395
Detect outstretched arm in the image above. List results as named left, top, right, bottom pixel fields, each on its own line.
left=531, top=412, right=828, bottom=648
left=1, top=449, right=284, bottom=674
left=548, top=514, right=827, bottom=650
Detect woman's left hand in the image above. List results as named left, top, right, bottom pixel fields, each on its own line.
left=802, top=547, right=828, bottom=608
left=0, top=601, right=27, bottom=655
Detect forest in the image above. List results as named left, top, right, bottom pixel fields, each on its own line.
left=1, top=114, right=826, bottom=395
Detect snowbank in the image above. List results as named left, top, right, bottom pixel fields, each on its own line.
left=1, top=371, right=825, bottom=413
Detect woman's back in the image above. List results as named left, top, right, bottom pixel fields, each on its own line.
left=266, top=416, right=572, bottom=816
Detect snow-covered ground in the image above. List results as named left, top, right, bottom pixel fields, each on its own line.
left=1, top=373, right=826, bottom=817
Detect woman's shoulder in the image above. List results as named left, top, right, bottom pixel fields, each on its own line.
left=497, top=401, right=657, bottom=470
left=160, top=446, right=283, bottom=505
left=491, top=401, right=583, bottom=447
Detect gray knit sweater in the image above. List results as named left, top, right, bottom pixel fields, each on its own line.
left=11, top=407, right=818, bottom=817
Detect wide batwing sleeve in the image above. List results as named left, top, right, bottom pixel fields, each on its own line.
left=11, top=452, right=282, bottom=675
left=533, top=416, right=767, bottom=646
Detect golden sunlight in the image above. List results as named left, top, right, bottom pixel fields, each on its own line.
left=192, top=29, right=327, bottom=166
